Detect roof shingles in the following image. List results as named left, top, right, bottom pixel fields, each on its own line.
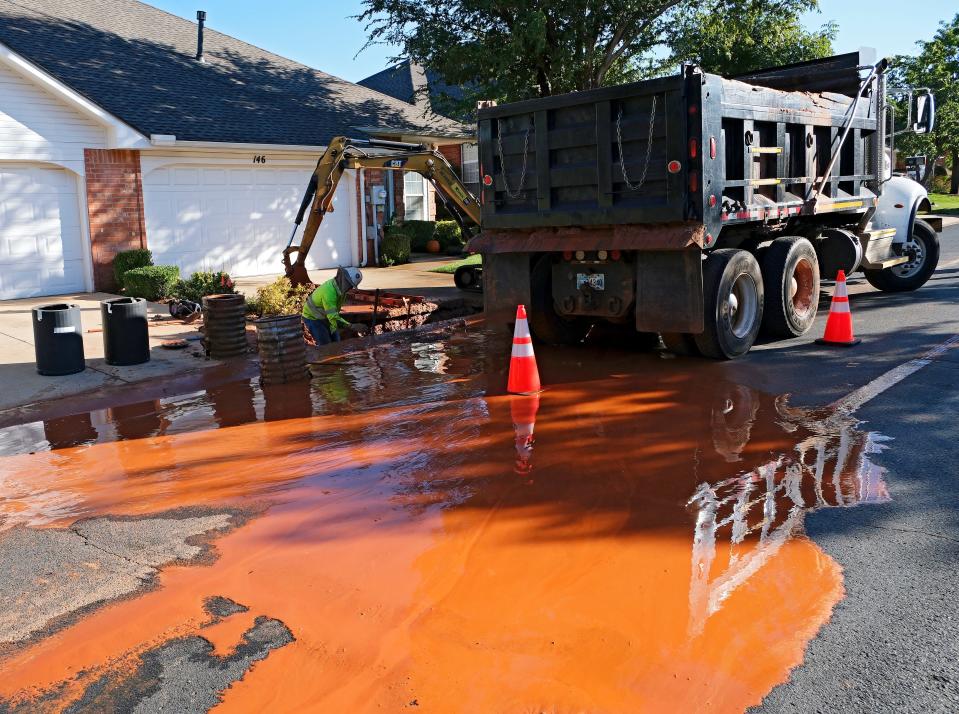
left=0, top=0, right=470, bottom=145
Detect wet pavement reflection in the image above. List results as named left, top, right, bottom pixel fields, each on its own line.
left=0, top=328, right=892, bottom=712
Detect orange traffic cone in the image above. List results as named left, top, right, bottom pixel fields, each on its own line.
left=816, top=270, right=861, bottom=347
left=511, top=394, right=540, bottom=478
left=507, top=305, right=542, bottom=394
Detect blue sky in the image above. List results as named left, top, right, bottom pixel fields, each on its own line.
left=150, top=0, right=957, bottom=83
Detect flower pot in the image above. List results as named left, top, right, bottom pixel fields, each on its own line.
left=426, top=239, right=441, bottom=254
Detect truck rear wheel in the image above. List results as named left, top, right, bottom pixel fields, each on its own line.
left=528, top=255, right=591, bottom=345
left=863, top=219, right=939, bottom=292
left=694, top=249, right=764, bottom=360
left=761, top=236, right=820, bottom=338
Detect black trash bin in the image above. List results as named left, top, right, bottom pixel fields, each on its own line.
left=101, top=297, right=150, bottom=366
left=32, top=303, right=85, bottom=376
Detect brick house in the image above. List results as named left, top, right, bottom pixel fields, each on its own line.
left=0, top=0, right=473, bottom=298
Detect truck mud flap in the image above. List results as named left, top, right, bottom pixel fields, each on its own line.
left=635, top=249, right=704, bottom=334
left=482, top=253, right=531, bottom=328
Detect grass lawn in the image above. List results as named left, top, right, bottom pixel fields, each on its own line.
left=429, top=254, right=482, bottom=273
left=929, top=193, right=959, bottom=215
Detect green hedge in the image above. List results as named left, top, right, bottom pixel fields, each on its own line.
left=113, top=248, right=152, bottom=286
left=434, top=220, right=463, bottom=250
left=122, top=265, right=180, bottom=301
left=397, top=220, right=436, bottom=251
left=380, top=231, right=411, bottom=266
left=175, top=271, right=236, bottom=303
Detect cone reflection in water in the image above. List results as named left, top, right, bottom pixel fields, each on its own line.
left=816, top=270, right=861, bottom=346
left=510, top=394, right=540, bottom=478
left=507, top=304, right=541, bottom=394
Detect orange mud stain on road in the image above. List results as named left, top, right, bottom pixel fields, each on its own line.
left=0, top=354, right=884, bottom=712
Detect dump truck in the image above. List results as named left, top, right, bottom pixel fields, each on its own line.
left=469, top=51, right=939, bottom=358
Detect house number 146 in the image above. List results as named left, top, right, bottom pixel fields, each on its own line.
left=252, top=155, right=267, bottom=164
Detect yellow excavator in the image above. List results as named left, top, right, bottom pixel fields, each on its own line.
left=283, top=136, right=482, bottom=287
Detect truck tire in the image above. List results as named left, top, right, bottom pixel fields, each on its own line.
left=761, top=236, right=820, bottom=338
left=528, top=255, right=591, bottom=345
left=694, top=249, right=764, bottom=360
left=454, top=264, right=482, bottom=291
left=863, top=219, right=939, bottom=292
left=661, top=332, right=700, bottom=356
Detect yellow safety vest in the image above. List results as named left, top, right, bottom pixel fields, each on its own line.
left=302, top=279, right=349, bottom=329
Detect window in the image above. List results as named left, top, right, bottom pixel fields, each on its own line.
left=404, top=172, right=428, bottom=220
left=461, top=143, right=479, bottom=184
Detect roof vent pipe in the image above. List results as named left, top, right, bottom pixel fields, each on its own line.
left=195, top=10, right=206, bottom=62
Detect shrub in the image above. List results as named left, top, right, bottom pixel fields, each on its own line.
left=434, top=220, right=463, bottom=250
left=397, top=220, right=436, bottom=251
left=380, top=231, right=411, bottom=266
left=249, top=277, right=312, bottom=318
left=931, top=174, right=951, bottom=194
left=113, top=248, right=152, bottom=286
left=175, top=271, right=236, bottom=303
left=122, top=265, right=180, bottom=301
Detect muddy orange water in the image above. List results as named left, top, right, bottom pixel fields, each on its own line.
left=0, top=329, right=890, bottom=712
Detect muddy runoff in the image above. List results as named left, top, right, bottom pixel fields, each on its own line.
left=0, top=328, right=891, bottom=712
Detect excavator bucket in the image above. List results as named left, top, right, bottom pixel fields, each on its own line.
left=282, top=253, right=314, bottom=289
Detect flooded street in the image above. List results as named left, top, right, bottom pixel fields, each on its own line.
left=0, top=327, right=896, bottom=712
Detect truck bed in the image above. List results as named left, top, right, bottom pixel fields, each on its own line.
left=477, top=52, right=881, bottom=244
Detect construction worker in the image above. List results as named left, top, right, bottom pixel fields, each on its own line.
left=302, top=267, right=363, bottom=345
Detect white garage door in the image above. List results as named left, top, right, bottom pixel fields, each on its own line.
left=143, top=164, right=354, bottom=278
left=0, top=165, right=85, bottom=300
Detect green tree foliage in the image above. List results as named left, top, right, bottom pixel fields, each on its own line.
left=667, top=0, right=835, bottom=76
left=359, top=0, right=684, bottom=113
left=359, top=0, right=834, bottom=117
left=892, top=13, right=959, bottom=192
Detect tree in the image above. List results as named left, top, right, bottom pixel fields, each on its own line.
left=358, top=0, right=686, bottom=114
left=667, top=0, right=836, bottom=77
left=892, top=13, right=959, bottom=194
left=358, top=0, right=834, bottom=118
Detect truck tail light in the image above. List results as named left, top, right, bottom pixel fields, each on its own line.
left=562, top=251, right=573, bottom=261
left=689, top=138, right=698, bottom=159
left=709, top=194, right=717, bottom=208
left=709, top=136, right=717, bottom=159
left=610, top=250, right=622, bottom=261
left=689, top=171, right=698, bottom=193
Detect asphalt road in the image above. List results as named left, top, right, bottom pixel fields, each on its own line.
left=0, top=221, right=956, bottom=712
left=747, top=221, right=959, bottom=712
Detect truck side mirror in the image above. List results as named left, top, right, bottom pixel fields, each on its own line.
left=913, top=92, right=935, bottom=134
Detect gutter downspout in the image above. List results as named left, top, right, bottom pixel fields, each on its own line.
left=358, top=168, right=368, bottom=267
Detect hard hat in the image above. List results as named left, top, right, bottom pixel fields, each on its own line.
left=339, top=266, right=363, bottom=289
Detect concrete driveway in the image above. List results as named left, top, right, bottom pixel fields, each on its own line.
left=233, top=254, right=474, bottom=304
left=0, top=293, right=214, bottom=412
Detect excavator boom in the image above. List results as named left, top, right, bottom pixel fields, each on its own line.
left=283, top=136, right=481, bottom=287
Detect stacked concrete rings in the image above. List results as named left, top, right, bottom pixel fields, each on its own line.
left=255, top=314, right=308, bottom=384
left=202, top=294, right=247, bottom=358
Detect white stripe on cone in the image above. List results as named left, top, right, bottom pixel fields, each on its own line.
left=512, top=341, right=535, bottom=358
left=831, top=301, right=850, bottom=313
left=834, top=281, right=848, bottom=298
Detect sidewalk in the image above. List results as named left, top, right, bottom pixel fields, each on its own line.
left=233, top=254, right=475, bottom=304
left=0, top=293, right=217, bottom=413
